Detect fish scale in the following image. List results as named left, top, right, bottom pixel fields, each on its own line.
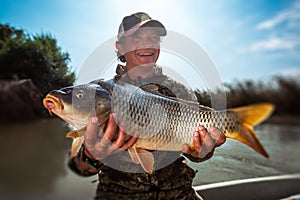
left=111, top=83, right=241, bottom=151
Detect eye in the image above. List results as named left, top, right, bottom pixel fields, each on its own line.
left=132, top=37, right=141, bottom=44
left=151, top=35, right=160, bottom=43
left=76, top=90, right=84, bottom=99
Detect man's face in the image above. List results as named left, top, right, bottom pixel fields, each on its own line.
left=119, top=27, right=161, bottom=70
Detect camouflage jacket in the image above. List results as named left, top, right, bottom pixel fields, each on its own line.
left=68, top=65, right=213, bottom=199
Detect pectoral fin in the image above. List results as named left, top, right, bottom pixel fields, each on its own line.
left=70, top=136, right=84, bottom=158
left=66, top=130, right=80, bottom=138
left=66, top=127, right=87, bottom=138
left=128, top=147, right=154, bottom=174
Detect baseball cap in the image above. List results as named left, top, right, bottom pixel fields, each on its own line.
left=117, top=12, right=167, bottom=40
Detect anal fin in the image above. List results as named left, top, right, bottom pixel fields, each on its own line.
left=128, top=147, right=154, bottom=174
left=128, top=147, right=140, bottom=164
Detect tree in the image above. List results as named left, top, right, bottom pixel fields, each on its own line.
left=0, top=24, right=75, bottom=95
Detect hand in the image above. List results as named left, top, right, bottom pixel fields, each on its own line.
left=183, top=125, right=226, bottom=159
left=83, top=114, right=138, bottom=161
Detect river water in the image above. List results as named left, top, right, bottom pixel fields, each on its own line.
left=0, top=118, right=299, bottom=200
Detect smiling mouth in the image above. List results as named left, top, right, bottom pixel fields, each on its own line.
left=137, top=52, right=154, bottom=56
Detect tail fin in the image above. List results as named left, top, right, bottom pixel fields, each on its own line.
left=229, top=103, right=275, bottom=158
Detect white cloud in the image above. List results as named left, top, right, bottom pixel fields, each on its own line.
left=271, top=67, right=300, bottom=77
left=250, top=37, right=297, bottom=51
left=246, top=1, right=300, bottom=53
left=256, top=1, right=300, bottom=30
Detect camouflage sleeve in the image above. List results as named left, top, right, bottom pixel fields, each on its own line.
left=159, top=77, right=197, bottom=101
left=68, top=145, right=103, bottom=177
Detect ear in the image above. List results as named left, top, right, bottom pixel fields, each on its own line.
left=116, top=41, right=125, bottom=55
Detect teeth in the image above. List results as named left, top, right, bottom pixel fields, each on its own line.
left=138, top=52, right=153, bottom=56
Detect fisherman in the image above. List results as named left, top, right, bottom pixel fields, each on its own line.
left=69, top=12, right=226, bottom=199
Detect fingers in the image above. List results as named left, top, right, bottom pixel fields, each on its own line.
left=84, top=116, right=100, bottom=147
left=193, top=129, right=201, bottom=151
left=182, top=144, right=192, bottom=154
left=106, top=128, right=127, bottom=152
left=184, top=125, right=225, bottom=159
left=100, top=129, right=138, bottom=156
left=197, top=126, right=214, bottom=154
left=104, top=115, right=138, bottom=151
left=120, top=131, right=138, bottom=150
left=113, top=128, right=127, bottom=148
left=208, top=127, right=226, bottom=147
left=83, top=114, right=138, bottom=161
left=100, top=114, right=117, bottom=147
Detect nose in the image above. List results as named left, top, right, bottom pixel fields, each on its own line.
left=138, top=38, right=154, bottom=48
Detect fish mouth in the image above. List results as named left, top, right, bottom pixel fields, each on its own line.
left=43, top=95, right=64, bottom=115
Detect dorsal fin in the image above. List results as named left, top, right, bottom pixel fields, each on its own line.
left=140, top=84, right=213, bottom=111
left=140, top=84, right=159, bottom=93
left=169, top=97, right=214, bottom=110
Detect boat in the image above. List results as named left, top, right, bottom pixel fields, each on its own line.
left=194, top=173, right=300, bottom=200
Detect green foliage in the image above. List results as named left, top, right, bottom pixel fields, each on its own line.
left=195, top=76, right=300, bottom=116
left=0, top=24, right=75, bottom=95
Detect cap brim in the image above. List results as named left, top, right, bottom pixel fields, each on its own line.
left=140, top=19, right=167, bottom=36
left=118, top=19, right=167, bottom=39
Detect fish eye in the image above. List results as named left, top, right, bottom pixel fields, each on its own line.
left=76, top=90, right=84, bottom=99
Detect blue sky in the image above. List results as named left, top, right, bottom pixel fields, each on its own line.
left=1, top=0, right=299, bottom=86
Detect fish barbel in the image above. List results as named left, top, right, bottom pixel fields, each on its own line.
left=43, top=80, right=274, bottom=174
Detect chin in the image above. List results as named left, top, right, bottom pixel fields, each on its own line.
left=139, top=63, right=155, bottom=68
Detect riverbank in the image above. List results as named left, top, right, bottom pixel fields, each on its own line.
left=0, top=79, right=48, bottom=122
left=265, top=114, right=300, bottom=126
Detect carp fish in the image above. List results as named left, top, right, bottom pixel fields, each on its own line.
left=43, top=80, right=274, bottom=174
